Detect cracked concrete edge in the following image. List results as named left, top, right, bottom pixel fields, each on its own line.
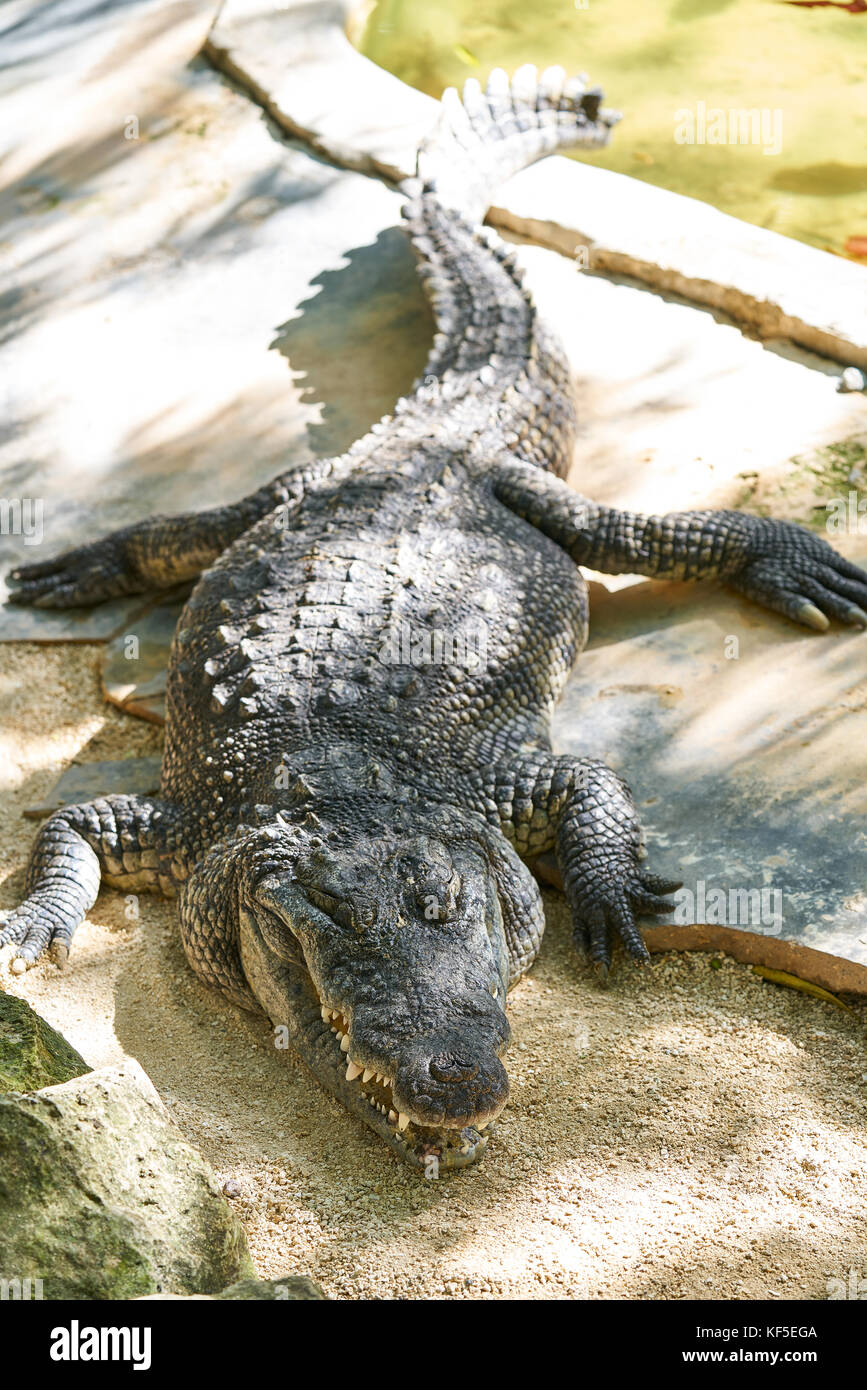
left=204, top=0, right=867, bottom=371
left=490, top=164, right=867, bottom=371
left=203, top=0, right=434, bottom=183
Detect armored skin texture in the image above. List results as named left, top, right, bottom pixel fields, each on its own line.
left=6, top=68, right=867, bottom=1169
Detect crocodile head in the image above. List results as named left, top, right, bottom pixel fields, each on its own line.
left=237, top=796, right=516, bottom=1170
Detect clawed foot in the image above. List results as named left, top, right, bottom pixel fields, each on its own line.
left=569, top=861, right=681, bottom=978
left=7, top=533, right=140, bottom=608
left=0, top=898, right=74, bottom=972
left=728, top=519, right=867, bottom=631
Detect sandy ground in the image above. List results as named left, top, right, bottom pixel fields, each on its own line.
left=1, top=642, right=866, bottom=1300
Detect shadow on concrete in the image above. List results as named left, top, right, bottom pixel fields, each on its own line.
left=271, top=225, right=434, bottom=458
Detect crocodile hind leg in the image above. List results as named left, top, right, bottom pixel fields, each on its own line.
left=0, top=795, right=192, bottom=970
left=472, top=753, right=680, bottom=975
left=6, top=457, right=341, bottom=609
left=492, top=456, right=867, bottom=630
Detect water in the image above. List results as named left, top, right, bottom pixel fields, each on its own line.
left=358, top=0, right=867, bottom=258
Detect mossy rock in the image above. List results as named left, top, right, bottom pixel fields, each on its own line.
left=138, top=1275, right=327, bottom=1300
left=0, top=992, right=90, bottom=1093
left=215, top=1276, right=326, bottom=1300
left=0, top=1059, right=254, bottom=1299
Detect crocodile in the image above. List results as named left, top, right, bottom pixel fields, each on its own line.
left=5, top=68, right=867, bottom=1170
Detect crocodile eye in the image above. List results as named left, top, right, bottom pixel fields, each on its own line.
left=417, top=890, right=455, bottom=923
left=306, top=886, right=342, bottom=917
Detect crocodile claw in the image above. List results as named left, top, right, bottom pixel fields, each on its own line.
left=7, top=534, right=135, bottom=608
left=727, top=520, right=867, bottom=631
left=570, top=864, right=680, bottom=974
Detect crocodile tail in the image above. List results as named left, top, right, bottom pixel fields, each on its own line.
left=414, top=65, right=619, bottom=225
left=392, top=68, right=618, bottom=477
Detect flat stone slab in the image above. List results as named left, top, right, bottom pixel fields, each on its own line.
left=23, top=756, right=163, bottom=819
left=0, top=595, right=154, bottom=644
left=100, top=602, right=185, bottom=722
left=494, top=160, right=867, bottom=371
left=516, top=243, right=867, bottom=516
left=206, top=0, right=433, bottom=182
left=206, top=0, right=867, bottom=370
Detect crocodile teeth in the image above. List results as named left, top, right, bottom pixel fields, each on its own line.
left=397, top=1112, right=410, bottom=1132
left=362, top=1068, right=375, bottom=1083
left=340, top=1034, right=351, bottom=1053
left=320, top=1005, right=331, bottom=1021
left=388, top=1110, right=398, bottom=1124
left=345, top=1060, right=362, bottom=1081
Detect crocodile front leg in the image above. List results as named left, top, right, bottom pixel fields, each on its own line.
left=493, top=457, right=867, bottom=631
left=472, top=753, right=680, bottom=976
left=0, top=795, right=194, bottom=970
left=6, top=458, right=340, bottom=608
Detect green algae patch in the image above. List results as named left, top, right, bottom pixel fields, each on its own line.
left=728, top=435, right=867, bottom=530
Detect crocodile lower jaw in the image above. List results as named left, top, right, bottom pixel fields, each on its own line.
left=316, top=1002, right=494, bottom=1170
left=318, top=1006, right=494, bottom=1167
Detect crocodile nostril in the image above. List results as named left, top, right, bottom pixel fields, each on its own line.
left=429, top=1055, right=479, bottom=1084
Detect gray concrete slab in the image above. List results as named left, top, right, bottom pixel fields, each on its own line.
left=553, top=574, right=867, bottom=987
left=0, top=596, right=155, bottom=644
left=101, top=600, right=184, bottom=720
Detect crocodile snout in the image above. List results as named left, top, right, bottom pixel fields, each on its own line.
left=394, top=1040, right=509, bottom=1129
